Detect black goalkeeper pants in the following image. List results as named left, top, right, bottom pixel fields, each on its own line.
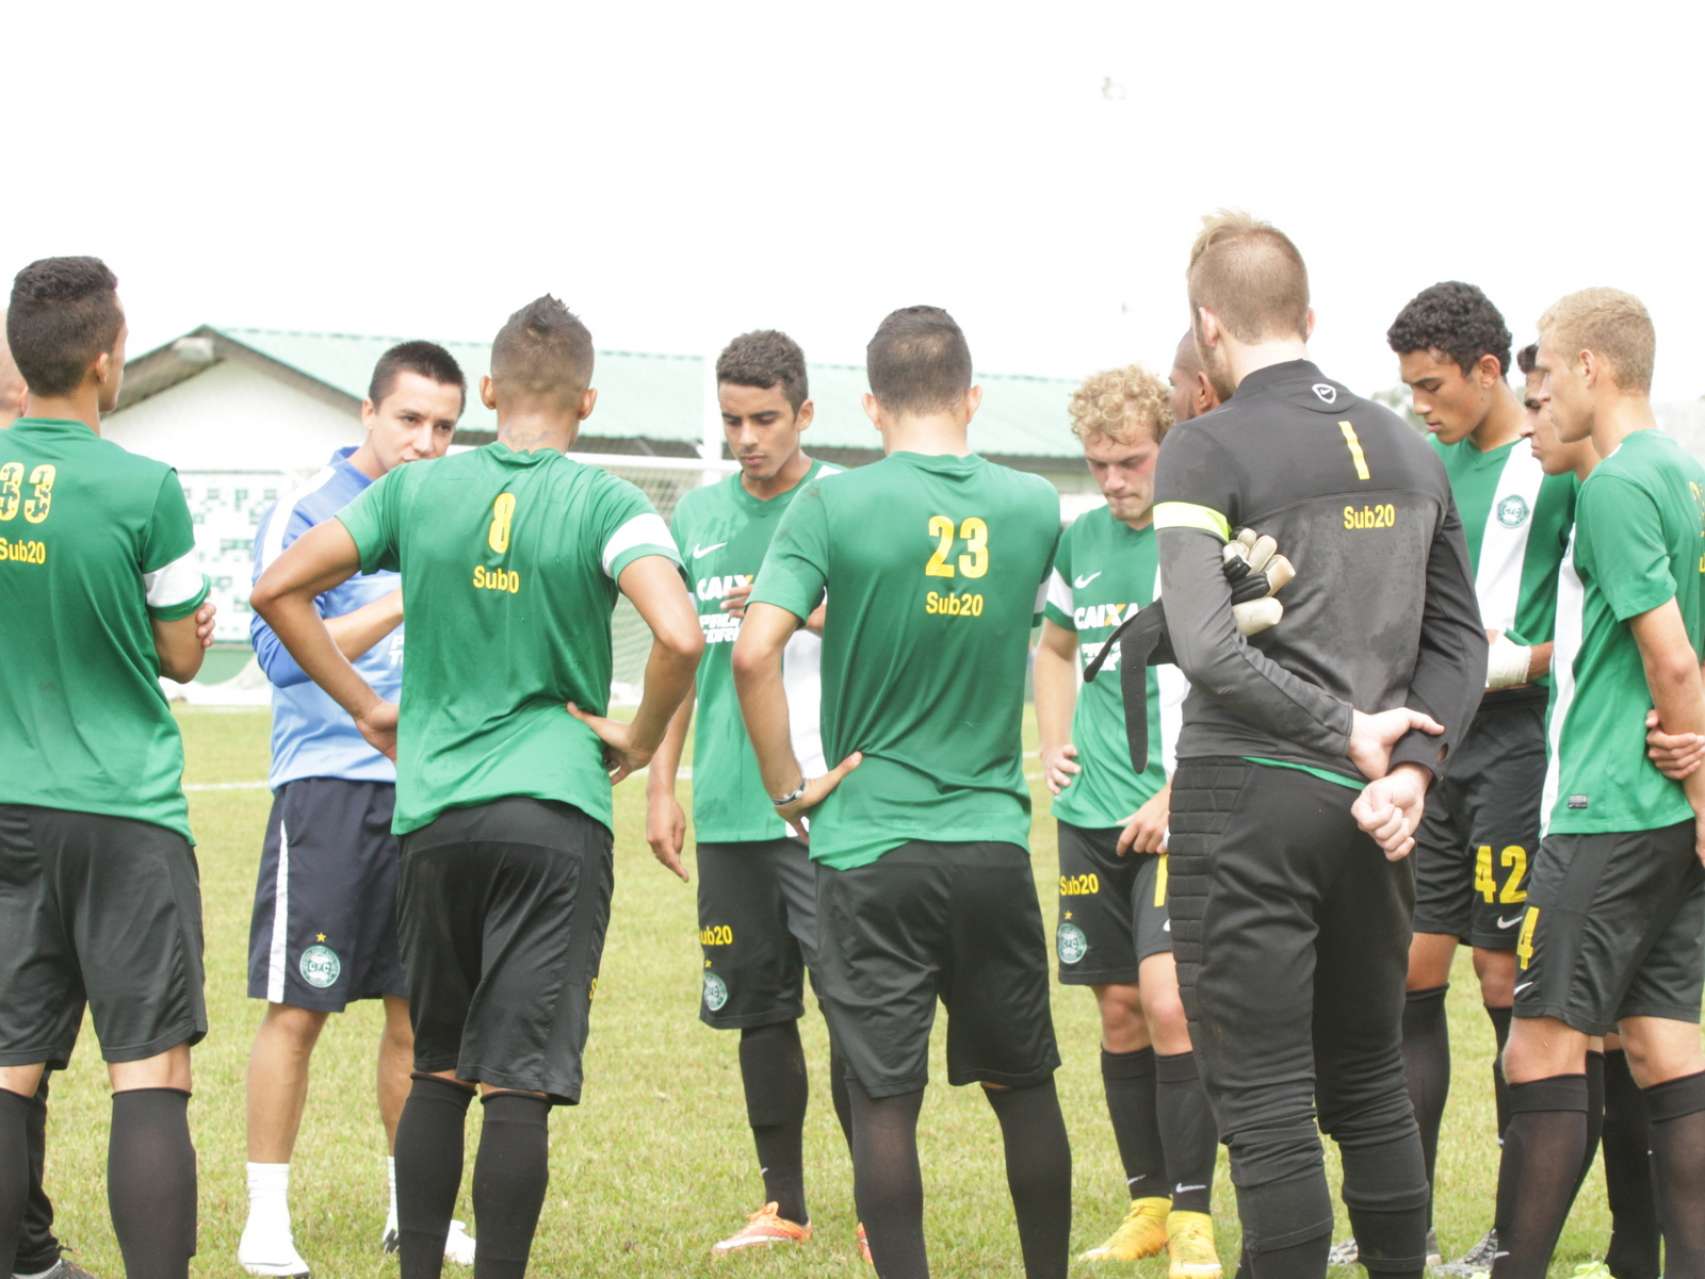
left=1168, top=759, right=1429, bottom=1273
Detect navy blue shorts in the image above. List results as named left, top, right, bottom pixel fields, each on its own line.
left=248, top=778, right=407, bottom=1012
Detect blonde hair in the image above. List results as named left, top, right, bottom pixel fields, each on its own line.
left=1068, top=364, right=1173, bottom=445
left=1187, top=209, right=1309, bottom=343
left=1538, top=287, right=1655, bottom=394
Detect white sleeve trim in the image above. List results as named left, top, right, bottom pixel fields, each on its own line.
left=144, top=549, right=204, bottom=609
left=1045, top=569, right=1072, bottom=616
left=602, top=512, right=676, bottom=577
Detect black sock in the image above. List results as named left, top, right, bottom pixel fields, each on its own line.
left=740, top=1021, right=809, bottom=1224
left=1645, top=1070, right=1705, bottom=1279
left=827, top=1035, right=855, bottom=1158
left=1155, top=1051, right=1216, bottom=1214
left=1400, top=985, right=1449, bottom=1227
left=1487, top=1006, right=1513, bottom=1140
left=108, top=1087, right=196, bottom=1279
left=1101, top=1047, right=1165, bottom=1200
left=1602, top=1050, right=1660, bottom=1279
left=1490, top=1074, right=1588, bottom=1279
left=1250, top=1234, right=1334, bottom=1279
left=1575, top=1050, right=1605, bottom=1201
left=0, top=1089, right=30, bottom=1276
left=15, top=1077, right=57, bottom=1275
left=394, top=1074, right=475, bottom=1279
left=849, top=1084, right=927, bottom=1279
left=472, top=1093, right=550, bottom=1279
left=987, top=1080, right=1072, bottom=1279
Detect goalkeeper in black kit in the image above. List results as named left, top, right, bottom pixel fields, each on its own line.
left=1149, top=213, right=1487, bottom=1279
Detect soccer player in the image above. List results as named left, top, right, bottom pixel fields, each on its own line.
left=1491, top=289, right=1705, bottom=1279
left=1034, top=364, right=1220, bottom=1277
left=0, top=257, right=213, bottom=1279
left=239, top=342, right=470, bottom=1277
left=251, top=295, right=702, bottom=1279
left=1365, top=283, right=1575, bottom=1270
left=644, top=329, right=858, bottom=1255
left=1153, top=213, right=1488, bottom=1279
left=734, top=306, right=1072, bottom=1279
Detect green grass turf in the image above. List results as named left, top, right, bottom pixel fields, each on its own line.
left=29, top=706, right=1685, bottom=1277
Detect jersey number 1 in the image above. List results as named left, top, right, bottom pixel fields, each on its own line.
left=1338, top=422, right=1371, bottom=481
left=487, top=493, right=517, bottom=553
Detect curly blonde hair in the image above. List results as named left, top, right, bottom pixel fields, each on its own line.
left=1068, top=364, right=1173, bottom=445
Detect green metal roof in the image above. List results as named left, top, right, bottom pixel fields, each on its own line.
left=158, top=326, right=1088, bottom=460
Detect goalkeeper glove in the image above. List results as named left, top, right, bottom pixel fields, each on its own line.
left=1485, top=631, right=1532, bottom=690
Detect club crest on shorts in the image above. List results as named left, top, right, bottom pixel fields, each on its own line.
left=1497, top=494, right=1531, bottom=528
left=299, top=943, right=341, bottom=990
left=703, top=972, right=729, bottom=1012
left=1056, top=921, right=1089, bottom=966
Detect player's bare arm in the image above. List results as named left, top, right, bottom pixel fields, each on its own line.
left=568, top=554, right=703, bottom=788
left=250, top=519, right=395, bottom=756
left=732, top=600, right=860, bottom=837
left=1116, top=781, right=1170, bottom=856
left=152, top=603, right=216, bottom=683
left=1629, top=598, right=1705, bottom=862
left=321, top=587, right=404, bottom=662
left=642, top=695, right=694, bottom=881
left=1033, top=618, right=1081, bottom=794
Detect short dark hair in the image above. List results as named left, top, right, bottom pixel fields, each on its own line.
left=717, top=330, right=809, bottom=412
left=490, top=296, right=594, bottom=401
left=1387, top=281, right=1513, bottom=380
left=6, top=256, right=123, bottom=397
left=1516, top=343, right=1539, bottom=376
left=866, top=306, right=972, bottom=415
left=368, top=340, right=466, bottom=409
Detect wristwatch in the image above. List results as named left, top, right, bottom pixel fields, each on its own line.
left=771, top=778, right=807, bottom=807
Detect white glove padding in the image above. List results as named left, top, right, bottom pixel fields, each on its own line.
left=1486, top=632, right=1533, bottom=690
left=1223, top=527, right=1296, bottom=637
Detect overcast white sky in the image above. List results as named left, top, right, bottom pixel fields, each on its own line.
left=7, top=1, right=1703, bottom=404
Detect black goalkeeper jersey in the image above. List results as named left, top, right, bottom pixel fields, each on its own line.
left=1152, top=359, right=1486, bottom=779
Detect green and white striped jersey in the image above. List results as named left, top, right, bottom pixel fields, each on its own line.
left=1431, top=435, right=1576, bottom=655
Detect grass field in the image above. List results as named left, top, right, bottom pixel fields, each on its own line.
left=29, top=706, right=1659, bottom=1277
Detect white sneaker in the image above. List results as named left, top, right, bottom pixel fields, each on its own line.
left=238, top=1222, right=311, bottom=1278
left=381, top=1219, right=477, bottom=1266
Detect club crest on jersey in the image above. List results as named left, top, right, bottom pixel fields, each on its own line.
left=1312, top=383, right=1338, bottom=404
left=1056, top=922, right=1089, bottom=966
left=1497, top=495, right=1531, bottom=528
left=703, top=972, right=729, bottom=1012
left=299, top=943, right=341, bottom=990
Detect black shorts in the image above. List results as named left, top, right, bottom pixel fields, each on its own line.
left=1514, top=821, right=1705, bottom=1036
left=399, top=798, right=613, bottom=1105
left=248, top=778, right=407, bottom=1012
left=813, top=840, right=1060, bottom=1098
left=1055, top=821, right=1171, bottom=985
left=0, top=805, right=207, bottom=1069
left=1411, top=698, right=1546, bottom=950
left=696, top=839, right=820, bottom=1028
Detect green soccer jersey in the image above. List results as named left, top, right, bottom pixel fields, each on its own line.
left=1042, top=508, right=1178, bottom=828
left=337, top=442, right=682, bottom=836
left=1431, top=434, right=1576, bottom=654
left=672, top=461, right=835, bottom=843
left=750, top=451, right=1061, bottom=871
left=0, top=419, right=210, bottom=840
left=1547, top=430, right=1705, bottom=835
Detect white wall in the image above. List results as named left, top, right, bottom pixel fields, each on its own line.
left=105, top=359, right=359, bottom=473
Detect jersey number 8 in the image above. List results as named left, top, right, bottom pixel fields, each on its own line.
left=487, top=493, right=518, bottom=554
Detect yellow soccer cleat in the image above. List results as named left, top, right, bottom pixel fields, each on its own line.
left=1079, top=1196, right=1171, bottom=1262
left=709, top=1202, right=813, bottom=1256
left=1167, top=1209, right=1224, bottom=1279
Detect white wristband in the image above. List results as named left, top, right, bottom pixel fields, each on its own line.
left=1486, top=634, right=1532, bottom=690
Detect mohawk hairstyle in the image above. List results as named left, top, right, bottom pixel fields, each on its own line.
left=490, top=296, right=594, bottom=401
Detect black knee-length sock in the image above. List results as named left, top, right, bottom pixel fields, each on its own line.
left=1602, top=1050, right=1660, bottom=1279
left=1155, top=1051, right=1216, bottom=1214
left=1401, top=985, right=1450, bottom=1226
left=108, top=1087, right=196, bottom=1279
left=394, top=1075, right=475, bottom=1279
left=1644, top=1070, right=1705, bottom=1279
left=472, top=1093, right=551, bottom=1279
left=1101, top=1047, right=1165, bottom=1199
left=1490, top=1075, right=1588, bottom=1279
left=740, top=1022, right=809, bottom=1223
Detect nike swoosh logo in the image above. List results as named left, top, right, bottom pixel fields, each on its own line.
left=1514, top=981, right=1534, bottom=996
left=1175, top=1183, right=1207, bottom=1193
left=1074, top=571, right=1103, bottom=588
left=1497, top=914, right=1523, bottom=929
left=692, top=542, right=727, bottom=559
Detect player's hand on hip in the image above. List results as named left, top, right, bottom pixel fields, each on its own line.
left=775, top=752, right=864, bottom=841
left=1646, top=708, right=1705, bottom=780
left=1040, top=743, right=1081, bottom=795
left=720, top=582, right=753, bottom=621
left=355, top=699, right=399, bottom=761
left=1348, top=707, right=1444, bottom=780
left=1117, top=785, right=1170, bottom=856
left=1351, top=763, right=1431, bottom=861
left=566, top=702, right=653, bottom=785
left=645, top=791, right=689, bottom=882
left=193, top=600, right=218, bottom=649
